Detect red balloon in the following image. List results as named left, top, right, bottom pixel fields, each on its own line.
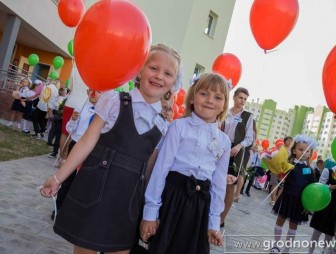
left=176, top=88, right=186, bottom=106
left=275, top=138, right=284, bottom=147
left=249, top=0, right=299, bottom=51
left=261, top=139, right=270, bottom=150
left=179, top=104, right=186, bottom=115
left=212, top=53, right=242, bottom=87
left=322, top=45, right=336, bottom=114
left=173, top=103, right=182, bottom=120
left=74, top=0, right=151, bottom=91
left=311, top=151, right=317, bottom=161
left=58, top=0, right=85, bottom=27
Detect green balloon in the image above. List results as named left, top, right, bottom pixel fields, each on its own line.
left=28, top=54, right=39, bottom=66
left=49, top=71, right=59, bottom=80
left=128, top=81, right=135, bottom=91
left=114, top=87, right=124, bottom=92
left=331, top=138, right=336, bottom=161
left=301, top=183, right=331, bottom=212
left=67, top=39, right=74, bottom=57
left=53, top=56, right=64, bottom=70
left=65, top=79, right=70, bottom=89
left=260, top=160, right=267, bottom=170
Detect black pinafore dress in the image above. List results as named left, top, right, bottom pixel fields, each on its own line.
left=54, top=92, right=162, bottom=252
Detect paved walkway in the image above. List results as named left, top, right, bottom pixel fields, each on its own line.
left=0, top=152, right=327, bottom=253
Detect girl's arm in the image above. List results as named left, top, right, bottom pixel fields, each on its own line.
left=41, top=115, right=105, bottom=196
left=143, top=121, right=180, bottom=221
left=209, top=135, right=231, bottom=231
left=145, top=149, right=158, bottom=187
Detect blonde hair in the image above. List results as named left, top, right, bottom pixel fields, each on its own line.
left=184, top=73, right=229, bottom=122
left=135, top=44, right=181, bottom=88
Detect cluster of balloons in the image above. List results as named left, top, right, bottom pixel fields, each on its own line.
left=301, top=183, right=331, bottom=212
left=49, top=56, right=65, bottom=80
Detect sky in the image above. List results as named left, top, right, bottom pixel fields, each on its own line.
left=224, top=0, right=336, bottom=111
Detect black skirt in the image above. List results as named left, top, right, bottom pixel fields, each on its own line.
left=148, top=171, right=211, bottom=254
left=11, top=98, right=24, bottom=112
left=310, top=190, right=336, bottom=236
left=272, top=192, right=308, bottom=224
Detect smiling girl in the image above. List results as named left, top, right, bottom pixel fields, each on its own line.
left=40, top=44, right=182, bottom=254
left=140, top=73, right=231, bottom=254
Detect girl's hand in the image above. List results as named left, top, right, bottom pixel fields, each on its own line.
left=227, top=174, right=237, bottom=185
left=208, top=229, right=224, bottom=246
left=329, top=184, right=336, bottom=190
left=230, top=144, right=242, bottom=157
left=40, top=175, right=61, bottom=197
left=140, top=219, right=158, bottom=242
left=71, top=111, right=80, bottom=121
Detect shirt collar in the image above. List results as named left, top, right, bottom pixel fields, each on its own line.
left=189, top=112, right=219, bottom=128
left=294, top=158, right=307, bottom=165
left=130, top=88, right=161, bottom=113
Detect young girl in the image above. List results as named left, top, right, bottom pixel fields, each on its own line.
left=269, top=135, right=317, bottom=254
left=8, top=77, right=31, bottom=128
left=140, top=73, right=231, bottom=254
left=40, top=44, right=182, bottom=254
left=21, top=82, right=37, bottom=133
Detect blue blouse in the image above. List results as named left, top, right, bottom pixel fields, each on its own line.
left=143, top=112, right=231, bottom=230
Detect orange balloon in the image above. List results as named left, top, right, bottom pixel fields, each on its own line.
left=261, top=139, right=270, bottom=150
left=58, top=0, right=85, bottom=27
left=249, top=0, right=299, bottom=51
left=212, top=53, right=241, bottom=87
left=311, top=151, right=317, bottom=161
left=322, top=45, right=336, bottom=114
left=176, top=88, right=186, bottom=106
left=74, top=0, right=151, bottom=91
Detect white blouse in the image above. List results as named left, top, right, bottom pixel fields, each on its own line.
left=144, top=113, right=231, bottom=230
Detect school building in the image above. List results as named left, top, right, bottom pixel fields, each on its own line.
left=0, top=0, right=235, bottom=120
left=245, top=99, right=335, bottom=159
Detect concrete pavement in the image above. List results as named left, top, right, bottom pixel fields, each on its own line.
left=0, top=153, right=326, bottom=254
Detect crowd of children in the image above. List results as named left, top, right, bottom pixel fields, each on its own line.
left=36, top=43, right=335, bottom=254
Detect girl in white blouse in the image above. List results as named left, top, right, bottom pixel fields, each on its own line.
left=40, top=44, right=182, bottom=254
left=141, top=73, right=231, bottom=254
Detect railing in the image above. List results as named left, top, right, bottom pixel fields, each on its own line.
left=0, top=64, right=47, bottom=91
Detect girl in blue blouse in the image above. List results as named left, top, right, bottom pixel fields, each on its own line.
left=141, top=73, right=231, bottom=254
left=270, top=135, right=317, bottom=254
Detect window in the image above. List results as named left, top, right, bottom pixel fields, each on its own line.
left=193, top=64, right=205, bottom=78
left=204, top=11, right=218, bottom=38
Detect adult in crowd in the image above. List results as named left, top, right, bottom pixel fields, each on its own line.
left=220, top=87, right=253, bottom=226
